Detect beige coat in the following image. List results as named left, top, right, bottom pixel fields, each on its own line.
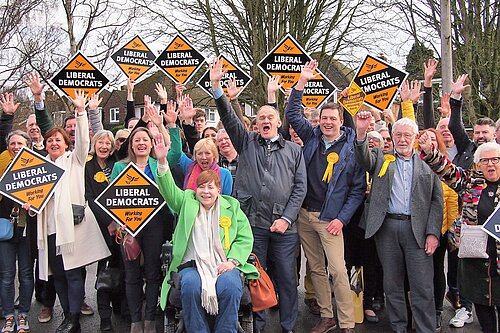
left=37, top=111, right=110, bottom=280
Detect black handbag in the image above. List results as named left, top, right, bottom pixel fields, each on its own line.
left=72, top=204, right=86, bottom=225
left=95, top=265, right=122, bottom=292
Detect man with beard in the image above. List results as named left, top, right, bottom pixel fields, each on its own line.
left=355, top=113, right=443, bottom=333
left=448, top=74, right=496, bottom=169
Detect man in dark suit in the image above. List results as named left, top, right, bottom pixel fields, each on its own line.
left=354, top=111, right=443, bottom=333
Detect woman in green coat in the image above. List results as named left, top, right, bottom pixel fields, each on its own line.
left=153, top=133, right=258, bottom=333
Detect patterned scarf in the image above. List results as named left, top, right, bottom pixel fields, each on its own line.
left=183, top=161, right=221, bottom=191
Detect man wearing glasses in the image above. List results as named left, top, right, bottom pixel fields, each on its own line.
left=355, top=114, right=443, bottom=333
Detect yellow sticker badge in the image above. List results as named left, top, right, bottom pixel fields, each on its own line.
left=378, top=154, right=396, bottom=178
left=94, top=171, right=108, bottom=183
left=219, top=216, right=232, bottom=250
left=322, top=152, right=339, bottom=183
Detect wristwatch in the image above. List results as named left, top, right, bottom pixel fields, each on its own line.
left=228, top=258, right=240, bottom=267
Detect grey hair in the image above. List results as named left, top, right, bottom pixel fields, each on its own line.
left=6, top=130, right=31, bottom=147
left=392, top=118, right=419, bottom=136
left=89, top=130, right=115, bottom=156
left=473, top=142, right=500, bottom=164
left=216, top=128, right=227, bottom=140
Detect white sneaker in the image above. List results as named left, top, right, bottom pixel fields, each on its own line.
left=449, top=307, right=473, bottom=328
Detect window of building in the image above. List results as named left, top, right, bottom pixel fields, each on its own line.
left=205, top=108, right=216, bottom=122
left=110, top=107, right=120, bottom=123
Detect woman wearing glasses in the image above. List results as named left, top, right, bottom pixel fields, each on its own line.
left=419, top=134, right=500, bottom=333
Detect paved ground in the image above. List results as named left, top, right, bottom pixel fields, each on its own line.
left=11, top=260, right=485, bottom=333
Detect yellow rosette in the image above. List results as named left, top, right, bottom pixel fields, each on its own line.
left=94, top=171, right=108, bottom=183
left=219, top=216, right=232, bottom=250
left=322, top=152, right=339, bottom=183
left=378, top=154, right=396, bottom=178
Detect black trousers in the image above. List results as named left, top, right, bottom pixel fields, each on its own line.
left=474, top=303, right=499, bottom=333
left=48, top=234, right=84, bottom=315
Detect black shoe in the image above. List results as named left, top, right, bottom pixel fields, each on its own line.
left=372, top=297, right=384, bottom=311
left=100, top=317, right=113, bottom=331
left=55, top=316, right=71, bottom=333
left=57, top=314, right=81, bottom=333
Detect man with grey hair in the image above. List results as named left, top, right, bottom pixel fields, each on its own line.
left=355, top=113, right=443, bottom=333
left=25, top=114, right=45, bottom=152
left=216, top=128, right=238, bottom=183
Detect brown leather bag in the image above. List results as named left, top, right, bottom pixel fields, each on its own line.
left=248, top=253, right=278, bottom=312
left=122, top=234, right=142, bottom=261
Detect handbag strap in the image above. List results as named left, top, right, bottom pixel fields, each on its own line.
left=360, top=266, right=364, bottom=290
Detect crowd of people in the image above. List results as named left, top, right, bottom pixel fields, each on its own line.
left=0, top=56, right=498, bottom=333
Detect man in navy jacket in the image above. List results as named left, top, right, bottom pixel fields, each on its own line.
left=286, top=60, right=366, bottom=333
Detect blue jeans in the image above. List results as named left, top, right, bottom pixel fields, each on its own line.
left=0, top=235, right=34, bottom=316
left=179, top=267, right=242, bottom=333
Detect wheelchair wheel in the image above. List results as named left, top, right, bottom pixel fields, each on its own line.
left=238, top=309, right=253, bottom=333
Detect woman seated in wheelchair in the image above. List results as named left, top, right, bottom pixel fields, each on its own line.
left=153, top=133, right=259, bottom=333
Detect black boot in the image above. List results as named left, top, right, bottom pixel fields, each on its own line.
left=58, top=313, right=81, bottom=333
left=55, top=314, right=71, bottom=333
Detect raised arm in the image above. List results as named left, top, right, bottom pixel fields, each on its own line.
left=25, top=72, right=53, bottom=135
left=87, top=93, right=104, bottom=133
left=286, top=61, right=319, bottom=142
left=0, top=93, right=19, bottom=152
left=354, top=111, right=380, bottom=174
left=210, top=57, right=248, bottom=153
left=423, top=59, right=438, bottom=129
left=154, top=133, right=185, bottom=214
left=124, top=79, right=136, bottom=127
left=227, top=78, right=247, bottom=125
left=68, top=90, right=90, bottom=167
left=448, top=74, right=472, bottom=153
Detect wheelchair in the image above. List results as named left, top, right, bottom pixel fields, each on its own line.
left=161, top=241, right=254, bottom=333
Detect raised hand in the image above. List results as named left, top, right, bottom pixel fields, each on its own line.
left=399, top=80, right=423, bottom=103
left=175, top=83, right=186, bottom=101
left=408, top=80, right=424, bottom=103
left=181, top=95, right=195, bottom=121
left=227, top=78, right=242, bottom=100
left=88, top=93, right=103, bottom=111
left=145, top=100, right=162, bottom=128
left=267, top=75, right=281, bottom=95
left=209, top=56, right=227, bottom=90
left=417, top=130, right=433, bottom=155
left=153, top=133, right=169, bottom=164
left=163, top=100, right=178, bottom=127
left=0, top=93, right=20, bottom=115
left=423, top=58, right=438, bottom=87
left=451, top=74, right=470, bottom=98
left=383, top=109, right=395, bottom=125
left=355, top=111, right=372, bottom=140
left=25, top=72, right=46, bottom=100
left=296, top=60, right=320, bottom=90
left=127, top=79, right=135, bottom=101
left=68, top=89, right=87, bottom=112
left=155, top=83, right=168, bottom=104
left=437, top=93, right=451, bottom=117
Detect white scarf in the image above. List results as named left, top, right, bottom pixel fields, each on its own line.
left=191, top=201, right=226, bottom=315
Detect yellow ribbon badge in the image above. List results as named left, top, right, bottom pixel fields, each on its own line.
left=94, top=171, right=108, bottom=183
left=378, top=154, right=396, bottom=178
left=219, top=216, right=232, bottom=250
left=322, top=152, right=339, bottom=183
